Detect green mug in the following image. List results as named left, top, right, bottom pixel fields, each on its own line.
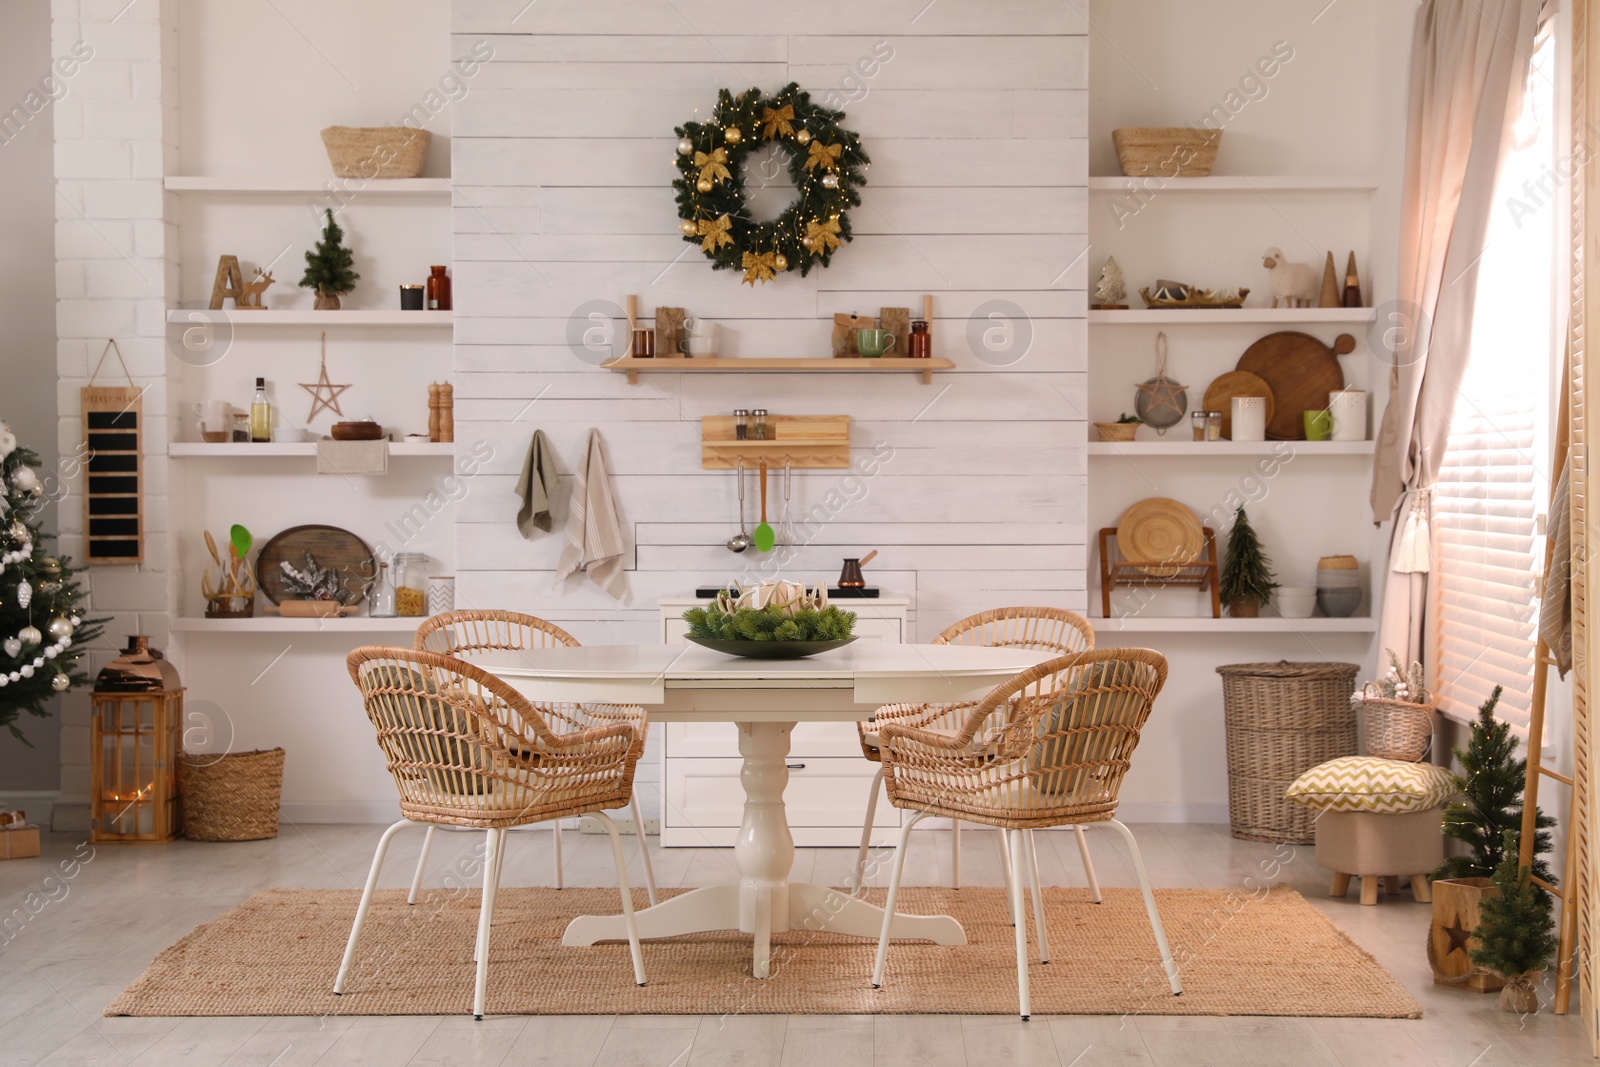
left=856, top=328, right=896, bottom=358
left=1303, top=409, right=1332, bottom=441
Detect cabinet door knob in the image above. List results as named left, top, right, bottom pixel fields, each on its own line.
left=786, top=763, right=806, bottom=770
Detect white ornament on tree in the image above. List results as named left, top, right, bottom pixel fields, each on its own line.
left=17, top=625, right=40, bottom=647
left=15, top=580, right=30, bottom=609
left=8, top=466, right=38, bottom=494
left=2, top=637, right=18, bottom=658
left=0, top=422, right=14, bottom=460
left=51, top=673, right=70, bottom=692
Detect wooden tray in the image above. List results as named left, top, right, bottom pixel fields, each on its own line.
left=1203, top=371, right=1276, bottom=440
left=1236, top=331, right=1354, bottom=440
left=255, top=524, right=375, bottom=607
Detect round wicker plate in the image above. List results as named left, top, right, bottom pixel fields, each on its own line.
left=1118, top=497, right=1204, bottom=578
left=685, top=636, right=857, bottom=660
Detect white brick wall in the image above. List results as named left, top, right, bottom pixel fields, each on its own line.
left=51, top=0, right=180, bottom=826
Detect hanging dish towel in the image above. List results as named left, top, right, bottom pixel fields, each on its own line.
left=515, top=429, right=560, bottom=536
left=556, top=428, right=627, bottom=600
left=1540, top=461, right=1573, bottom=677
left=315, top=438, right=388, bottom=475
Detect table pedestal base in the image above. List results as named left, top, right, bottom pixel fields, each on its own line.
left=561, top=719, right=965, bottom=978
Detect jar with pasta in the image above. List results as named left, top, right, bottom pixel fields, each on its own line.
left=393, top=553, right=429, bottom=617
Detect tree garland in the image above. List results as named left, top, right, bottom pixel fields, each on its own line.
left=672, top=83, right=869, bottom=285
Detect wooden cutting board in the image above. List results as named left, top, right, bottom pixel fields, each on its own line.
left=256, top=524, right=375, bottom=607
left=1202, top=371, right=1275, bottom=441
left=1235, top=331, right=1355, bottom=440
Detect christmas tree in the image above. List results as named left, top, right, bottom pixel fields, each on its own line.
left=1219, top=507, right=1277, bottom=612
left=1093, top=256, right=1126, bottom=307
left=1434, top=686, right=1555, bottom=887
left=1470, top=829, right=1558, bottom=1008
left=0, top=420, right=103, bottom=743
left=299, top=209, right=360, bottom=310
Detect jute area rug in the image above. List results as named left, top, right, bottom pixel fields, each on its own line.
left=107, top=885, right=1420, bottom=1018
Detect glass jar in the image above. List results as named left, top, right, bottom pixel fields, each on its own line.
left=425, top=266, right=452, bottom=311
left=752, top=409, right=768, bottom=440
left=393, top=553, right=429, bottom=616
left=428, top=575, right=455, bottom=615
left=368, top=562, right=397, bottom=618
left=909, top=319, right=931, bottom=359
left=1191, top=411, right=1208, bottom=441
left=231, top=412, right=251, bottom=443
left=734, top=409, right=749, bottom=440
left=1205, top=411, right=1224, bottom=442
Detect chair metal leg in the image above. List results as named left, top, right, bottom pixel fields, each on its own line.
left=1009, top=829, right=1032, bottom=1020
left=591, top=811, right=647, bottom=986
left=995, top=825, right=1017, bottom=925
left=629, top=794, right=659, bottom=905
left=1074, top=825, right=1102, bottom=904
left=1025, top=830, right=1050, bottom=964
left=472, top=827, right=503, bottom=1020
left=334, top=818, right=412, bottom=995
left=853, top=765, right=885, bottom=897
left=551, top=819, right=563, bottom=890
left=951, top=819, right=962, bottom=889
left=871, top=812, right=925, bottom=988
left=408, top=824, right=436, bottom=905
left=1104, top=819, right=1181, bottom=996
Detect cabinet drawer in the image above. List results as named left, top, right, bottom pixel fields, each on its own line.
left=665, top=720, right=866, bottom=759
left=664, top=757, right=892, bottom=828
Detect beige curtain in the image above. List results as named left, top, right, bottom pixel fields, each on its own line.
left=1372, top=0, right=1543, bottom=662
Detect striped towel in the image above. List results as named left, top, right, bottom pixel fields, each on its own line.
left=556, top=428, right=627, bottom=600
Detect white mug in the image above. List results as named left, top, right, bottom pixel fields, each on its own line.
left=684, top=319, right=718, bottom=357
left=192, top=399, right=231, bottom=424
left=196, top=417, right=230, bottom=443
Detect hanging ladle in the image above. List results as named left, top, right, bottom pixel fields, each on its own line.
left=726, top=460, right=751, bottom=553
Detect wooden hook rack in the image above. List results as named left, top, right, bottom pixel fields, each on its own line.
left=701, top=415, right=850, bottom=469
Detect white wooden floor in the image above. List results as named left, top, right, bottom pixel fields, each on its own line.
left=0, top=822, right=1592, bottom=1066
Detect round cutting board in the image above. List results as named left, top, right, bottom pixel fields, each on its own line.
left=256, top=524, right=375, bottom=607
left=1202, top=371, right=1275, bottom=441
left=1118, top=497, right=1204, bottom=578
left=1235, top=331, right=1354, bottom=440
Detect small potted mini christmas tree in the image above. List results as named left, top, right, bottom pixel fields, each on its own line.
left=1471, top=829, right=1558, bottom=1013
left=1218, top=506, right=1276, bottom=617
left=299, top=209, right=360, bottom=310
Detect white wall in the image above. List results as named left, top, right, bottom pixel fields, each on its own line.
left=0, top=0, right=63, bottom=794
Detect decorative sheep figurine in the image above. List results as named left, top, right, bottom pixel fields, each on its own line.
left=1262, top=247, right=1319, bottom=308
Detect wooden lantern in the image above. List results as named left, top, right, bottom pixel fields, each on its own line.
left=90, top=636, right=183, bottom=843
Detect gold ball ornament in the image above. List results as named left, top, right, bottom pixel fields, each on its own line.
left=821, top=173, right=840, bottom=190
left=47, top=617, right=73, bottom=640
left=18, top=625, right=40, bottom=647
left=680, top=220, right=699, bottom=236
left=795, top=129, right=811, bottom=145
left=723, top=126, right=742, bottom=145
left=38, top=557, right=60, bottom=578
left=676, top=136, right=694, bottom=155
left=696, top=177, right=713, bottom=194
left=51, top=673, right=71, bottom=692
left=801, top=236, right=814, bottom=250
left=773, top=254, right=788, bottom=271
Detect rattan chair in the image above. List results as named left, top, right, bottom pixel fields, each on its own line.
left=853, top=607, right=1098, bottom=912
left=869, top=648, right=1182, bottom=1020
left=413, top=610, right=657, bottom=904
left=338, top=646, right=648, bottom=1020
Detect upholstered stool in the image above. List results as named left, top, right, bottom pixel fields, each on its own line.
left=1285, top=755, right=1456, bottom=905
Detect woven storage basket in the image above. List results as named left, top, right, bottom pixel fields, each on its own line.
left=1112, top=127, right=1222, bottom=177
left=1359, top=683, right=1435, bottom=761
left=1216, top=661, right=1359, bottom=843
left=320, top=126, right=432, bottom=179
left=177, top=748, right=284, bottom=841
left=1094, top=421, right=1140, bottom=442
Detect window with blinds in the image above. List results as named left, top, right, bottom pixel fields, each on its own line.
left=1428, top=30, right=1558, bottom=732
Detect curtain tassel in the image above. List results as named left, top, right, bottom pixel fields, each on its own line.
left=1390, top=488, right=1432, bottom=574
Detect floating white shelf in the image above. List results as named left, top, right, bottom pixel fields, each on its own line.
left=1088, top=441, right=1374, bottom=457
left=1088, top=176, right=1378, bottom=193
left=165, top=309, right=452, bottom=326
left=165, top=177, right=452, bottom=195
left=1089, top=308, right=1377, bottom=325
left=171, top=616, right=424, bottom=633
left=169, top=442, right=453, bottom=458
left=1092, top=616, right=1378, bottom=633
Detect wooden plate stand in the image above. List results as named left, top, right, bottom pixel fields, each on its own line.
left=1099, top=527, right=1221, bottom=618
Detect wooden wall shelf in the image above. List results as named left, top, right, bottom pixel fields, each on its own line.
left=701, top=415, right=849, bottom=469
left=604, top=357, right=953, bottom=385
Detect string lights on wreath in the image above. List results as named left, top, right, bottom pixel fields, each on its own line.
left=673, top=83, right=870, bottom=285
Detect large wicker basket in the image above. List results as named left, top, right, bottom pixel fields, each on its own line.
left=1359, top=683, right=1435, bottom=761
left=1112, top=127, right=1222, bottom=177
left=177, top=748, right=284, bottom=841
left=320, top=126, right=432, bottom=179
left=1217, top=661, right=1359, bottom=843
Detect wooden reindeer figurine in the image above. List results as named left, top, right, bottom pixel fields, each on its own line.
left=236, top=268, right=275, bottom=310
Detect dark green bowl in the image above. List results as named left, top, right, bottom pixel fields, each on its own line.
left=685, top=635, right=857, bottom=660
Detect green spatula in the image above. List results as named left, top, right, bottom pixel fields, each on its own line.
left=753, top=461, right=776, bottom=552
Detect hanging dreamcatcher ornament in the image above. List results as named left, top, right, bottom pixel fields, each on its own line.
left=673, top=83, right=869, bottom=285
left=1134, top=331, right=1189, bottom=436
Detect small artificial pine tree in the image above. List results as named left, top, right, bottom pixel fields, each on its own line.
left=1470, top=829, right=1558, bottom=1001
left=1093, top=256, right=1126, bottom=306
left=1434, top=686, right=1555, bottom=888
left=1218, top=506, right=1277, bottom=609
left=299, top=209, right=359, bottom=309
left=0, top=421, right=104, bottom=743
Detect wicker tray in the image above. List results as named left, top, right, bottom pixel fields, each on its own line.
left=178, top=748, right=284, bottom=841
left=1216, top=661, right=1359, bottom=843
left=320, top=126, right=432, bottom=179
left=1112, top=127, right=1222, bottom=177
left=1139, top=286, right=1250, bottom=309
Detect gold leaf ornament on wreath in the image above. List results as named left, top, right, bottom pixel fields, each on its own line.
left=673, top=83, right=869, bottom=284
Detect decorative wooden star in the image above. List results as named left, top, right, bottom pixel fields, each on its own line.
left=1136, top=375, right=1189, bottom=430
left=1440, top=917, right=1475, bottom=957
left=300, top=345, right=349, bottom=422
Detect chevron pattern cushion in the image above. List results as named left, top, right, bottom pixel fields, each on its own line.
left=1286, top=756, right=1456, bottom=813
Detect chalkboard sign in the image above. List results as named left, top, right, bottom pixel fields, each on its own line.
left=81, top=341, right=143, bottom=564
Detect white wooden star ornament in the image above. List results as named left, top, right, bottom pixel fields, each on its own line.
left=300, top=331, right=350, bottom=422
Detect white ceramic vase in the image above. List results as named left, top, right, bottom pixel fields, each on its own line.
left=1231, top=396, right=1267, bottom=442
left=1329, top=389, right=1367, bottom=442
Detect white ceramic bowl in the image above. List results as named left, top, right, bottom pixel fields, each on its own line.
left=1275, top=588, right=1317, bottom=619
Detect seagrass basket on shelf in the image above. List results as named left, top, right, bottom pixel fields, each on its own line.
left=320, top=126, right=432, bottom=179
left=1094, top=421, right=1140, bottom=442
left=1216, top=661, right=1360, bottom=843
left=1112, top=127, right=1222, bottom=177
left=177, top=747, right=284, bottom=841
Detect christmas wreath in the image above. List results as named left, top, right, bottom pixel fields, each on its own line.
left=673, top=83, right=869, bottom=285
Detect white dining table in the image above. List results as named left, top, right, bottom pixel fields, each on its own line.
left=481, top=641, right=1054, bottom=978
